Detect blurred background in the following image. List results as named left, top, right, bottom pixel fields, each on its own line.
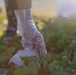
left=0, top=0, right=76, bottom=34
left=0, top=0, right=57, bottom=35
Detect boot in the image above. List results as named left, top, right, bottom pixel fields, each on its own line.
left=9, top=9, right=47, bottom=67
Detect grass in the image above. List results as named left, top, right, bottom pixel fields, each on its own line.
left=0, top=15, right=76, bottom=75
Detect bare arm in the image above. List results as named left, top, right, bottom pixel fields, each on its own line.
left=16, top=0, right=31, bottom=9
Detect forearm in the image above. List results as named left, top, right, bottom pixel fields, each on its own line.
left=16, top=0, right=32, bottom=10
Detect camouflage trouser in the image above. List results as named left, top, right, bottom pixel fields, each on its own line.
left=4, top=0, right=18, bottom=36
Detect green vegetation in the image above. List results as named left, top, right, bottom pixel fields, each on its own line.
left=0, top=13, right=6, bottom=22
left=0, top=18, right=76, bottom=75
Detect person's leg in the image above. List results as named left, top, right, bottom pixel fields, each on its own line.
left=4, top=0, right=17, bottom=41
left=10, top=0, right=47, bottom=67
